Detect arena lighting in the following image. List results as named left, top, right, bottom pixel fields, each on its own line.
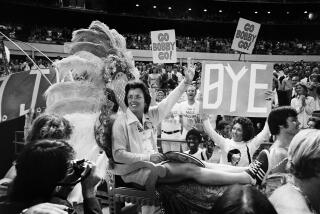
left=136, top=3, right=139, bottom=7
left=308, top=12, right=316, bottom=20
left=203, top=9, right=207, bottom=12
left=153, top=5, right=156, bottom=9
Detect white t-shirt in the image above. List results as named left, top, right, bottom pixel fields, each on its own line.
left=161, top=104, right=181, bottom=133
left=176, top=101, right=200, bottom=139
left=184, top=149, right=204, bottom=161
left=203, top=119, right=269, bottom=167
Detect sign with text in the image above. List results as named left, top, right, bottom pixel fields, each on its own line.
left=151, top=29, right=177, bottom=63
left=231, top=18, right=261, bottom=54
left=0, top=68, right=57, bottom=122
left=201, top=61, right=273, bottom=117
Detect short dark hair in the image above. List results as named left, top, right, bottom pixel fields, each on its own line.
left=268, top=106, right=298, bottom=135
left=26, top=114, right=73, bottom=143
left=308, top=117, right=320, bottom=129
left=217, top=120, right=230, bottom=132
left=212, top=184, right=277, bottom=214
left=227, top=149, right=241, bottom=162
left=186, top=128, right=202, bottom=143
left=231, top=117, right=254, bottom=142
left=9, top=139, right=74, bottom=203
left=124, top=80, right=151, bottom=113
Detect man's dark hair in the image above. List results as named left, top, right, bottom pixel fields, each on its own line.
left=212, top=184, right=278, bottom=214
left=124, top=80, right=151, bottom=113
left=227, top=149, right=241, bottom=162
left=186, top=128, right=202, bottom=143
left=9, top=140, right=74, bottom=204
left=217, top=120, right=230, bottom=132
left=268, top=106, right=298, bottom=135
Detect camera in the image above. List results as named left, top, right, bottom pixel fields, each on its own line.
left=57, top=159, right=92, bottom=187
left=69, top=159, right=91, bottom=180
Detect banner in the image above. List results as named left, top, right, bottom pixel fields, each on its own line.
left=231, top=18, right=261, bottom=54
left=151, top=29, right=177, bottom=63
left=0, top=67, right=57, bottom=122
left=201, top=61, right=273, bottom=117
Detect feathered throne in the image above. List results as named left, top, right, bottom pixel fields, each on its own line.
left=44, top=21, right=138, bottom=203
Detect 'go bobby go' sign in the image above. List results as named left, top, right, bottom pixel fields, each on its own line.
left=151, top=29, right=177, bottom=63
left=201, top=61, right=273, bottom=117
left=231, top=18, right=261, bottom=54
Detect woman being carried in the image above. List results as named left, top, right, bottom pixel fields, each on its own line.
left=112, top=66, right=269, bottom=189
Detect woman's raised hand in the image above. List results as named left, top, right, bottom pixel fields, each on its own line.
left=183, top=58, right=195, bottom=84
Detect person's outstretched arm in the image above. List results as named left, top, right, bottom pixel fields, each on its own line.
left=202, top=115, right=227, bottom=151
left=156, top=66, right=195, bottom=123
left=249, top=119, right=270, bottom=152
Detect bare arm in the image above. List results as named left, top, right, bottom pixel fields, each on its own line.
left=157, top=66, right=195, bottom=122
left=203, top=118, right=227, bottom=150
left=249, top=119, right=270, bottom=152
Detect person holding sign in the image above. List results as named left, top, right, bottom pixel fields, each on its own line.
left=202, top=91, right=273, bottom=167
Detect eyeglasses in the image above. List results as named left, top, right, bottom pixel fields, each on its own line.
left=128, top=95, right=143, bottom=100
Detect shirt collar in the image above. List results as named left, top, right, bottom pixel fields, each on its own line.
left=126, top=108, right=151, bottom=125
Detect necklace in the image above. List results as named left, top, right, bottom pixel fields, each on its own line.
left=290, top=183, right=319, bottom=214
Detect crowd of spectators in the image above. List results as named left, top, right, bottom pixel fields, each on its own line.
left=2, top=23, right=320, bottom=55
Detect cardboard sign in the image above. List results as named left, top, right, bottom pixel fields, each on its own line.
left=231, top=18, right=261, bottom=54
left=201, top=61, right=273, bottom=117
left=151, top=29, right=177, bottom=63
left=0, top=67, right=57, bottom=122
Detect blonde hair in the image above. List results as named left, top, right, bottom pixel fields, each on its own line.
left=288, top=129, right=320, bottom=179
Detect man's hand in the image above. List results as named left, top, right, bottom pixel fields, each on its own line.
left=81, top=162, right=102, bottom=199
left=24, top=203, right=70, bottom=214
left=150, top=153, right=166, bottom=163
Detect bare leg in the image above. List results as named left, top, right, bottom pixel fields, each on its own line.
left=158, top=163, right=251, bottom=185
left=204, top=162, right=248, bottom=173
